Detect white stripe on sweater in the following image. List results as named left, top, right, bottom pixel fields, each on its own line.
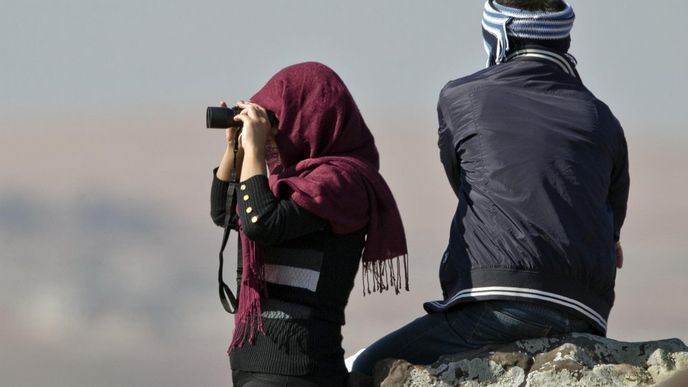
left=263, top=264, right=320, bottom=292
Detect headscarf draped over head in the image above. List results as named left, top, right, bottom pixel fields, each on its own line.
left=482, top=0, right=575, bottom=67
left=229, top=62, right=408, bottom=351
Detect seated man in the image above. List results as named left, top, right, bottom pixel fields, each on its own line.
left=352, top=0, right=630, bottom=378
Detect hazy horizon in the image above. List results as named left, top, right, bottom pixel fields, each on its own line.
left=2, top=1, right=687, bottom=386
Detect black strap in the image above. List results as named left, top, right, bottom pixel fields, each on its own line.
left=218, top=139, right=242, bottom=314
left=218, top=215, right=238, bottom=313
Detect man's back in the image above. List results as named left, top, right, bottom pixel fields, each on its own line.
left=431, top=57, right=629, bottom=334
left=351, top=1, right=631, bottom=379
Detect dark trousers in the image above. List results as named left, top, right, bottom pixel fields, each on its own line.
left=351, top=300, right=596, bottom=376
left=232, top=370, right=347, bottom=387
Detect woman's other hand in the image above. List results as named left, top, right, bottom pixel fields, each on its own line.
left=234, top=101, right=273, bottom=154
left=219, top=100, right=242, bottom=147
left=216, top=100, right=244, bottom=182
left=235, top=101, right=273, bottom=180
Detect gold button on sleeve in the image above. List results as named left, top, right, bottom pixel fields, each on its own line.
left=246, top=207, right=253, bottom=214
left=243, top=194, right=250, bottom=201
left=251, top=216, right=258, bottom=224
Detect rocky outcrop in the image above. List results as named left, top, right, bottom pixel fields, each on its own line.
left=374, top=334, right=688, bottom=387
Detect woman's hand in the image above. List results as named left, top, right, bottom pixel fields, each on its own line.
left=234, top=101, right=274, bottom=181
left=234, top=101, right=273, bottom=154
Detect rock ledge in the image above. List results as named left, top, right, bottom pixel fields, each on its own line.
left=374, top=334, right=688, bottom=387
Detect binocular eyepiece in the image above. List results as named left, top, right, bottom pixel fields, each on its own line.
left=206, top=106, right=279, bottom=129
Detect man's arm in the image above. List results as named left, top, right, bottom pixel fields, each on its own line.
left=598, top=101, right=630, bottom=268
left=609, top=137, right=629, bottom=243
left=610, top=137, right=629, bottom=269
left=437, top=96, right=463, bottom=198
left=438, top=107, right=462, bottom=198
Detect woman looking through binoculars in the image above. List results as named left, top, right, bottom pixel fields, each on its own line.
left=209, top=62, right=408, bottom=387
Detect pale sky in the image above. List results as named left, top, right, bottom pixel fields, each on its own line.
left=2, top=1, right=687, bottom=386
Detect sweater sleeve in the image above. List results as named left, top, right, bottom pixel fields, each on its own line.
left=237, top=175, right=328, bottom=245
left=210, top=167, right=232, bottom=227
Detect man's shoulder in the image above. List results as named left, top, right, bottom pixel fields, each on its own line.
left=441, top=61, right=593, bottom=100
left=438, top=66, right=499, bottom=111
left=441, top=67, right=495, bottom=96
left=591, top=96, right=625, bottom=137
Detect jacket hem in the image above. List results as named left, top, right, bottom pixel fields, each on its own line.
left=423, top=269, right=612, bottom=335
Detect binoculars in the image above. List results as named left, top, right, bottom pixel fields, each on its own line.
left=206, top=106, right=278, bottom=129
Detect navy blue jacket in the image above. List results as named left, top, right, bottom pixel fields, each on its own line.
left=424, top=55, right=630, bottom=334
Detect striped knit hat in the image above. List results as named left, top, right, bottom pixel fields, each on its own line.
left=482, top=0, right=575, bottom=67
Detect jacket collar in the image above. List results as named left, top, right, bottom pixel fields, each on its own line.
left=507, top=47, right=581, bottom=80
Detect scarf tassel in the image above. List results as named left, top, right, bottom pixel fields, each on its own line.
left=362, top=254, right=409, bottom=296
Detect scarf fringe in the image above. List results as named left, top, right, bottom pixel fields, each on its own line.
left=227, top=238, right=267, bottom=353
left=227, top=296, right=265, bottom=353
left=362, top=254, right=409, bottom=296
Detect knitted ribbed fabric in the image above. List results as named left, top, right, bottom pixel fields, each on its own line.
left=481, top=0, right=575, bottom=66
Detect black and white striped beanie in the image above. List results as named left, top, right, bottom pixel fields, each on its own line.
left=481, top=0, right=576, bottom=67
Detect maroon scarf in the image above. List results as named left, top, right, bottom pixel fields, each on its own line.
left=229, top=62, right=408, bottom=352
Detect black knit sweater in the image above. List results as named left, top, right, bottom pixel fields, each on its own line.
left=210, top=170, right=365, bottom=377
